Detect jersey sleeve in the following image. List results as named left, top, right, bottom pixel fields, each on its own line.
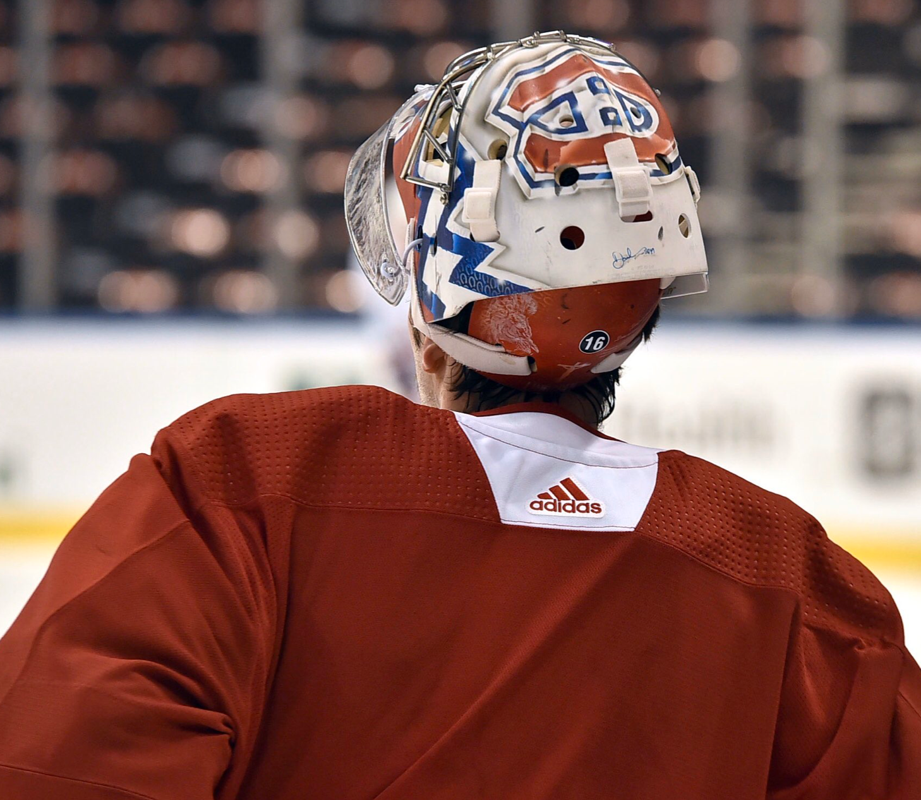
left=892, top=656, right=921, bottom=796
left=0, top=434, right=276, bottom=799
left=768, top=580, right=921, bottom=799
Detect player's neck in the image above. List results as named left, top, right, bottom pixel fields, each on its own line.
left=440, top=390, right=600, bottom=429
left=412, top=334, right=600, bottom=429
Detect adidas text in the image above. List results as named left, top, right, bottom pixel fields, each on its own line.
left=529, top=498, right=604, bottom=517
left=528, top=477, right=606, bottom=518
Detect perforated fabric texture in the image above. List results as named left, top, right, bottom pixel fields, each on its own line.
left=155, top=386, right=900, bottom=644
left=153, top=385, right=499, bottom=522
left=127, top=388, right=918, bottom=797
left=643, top=450, right=900, bottom=642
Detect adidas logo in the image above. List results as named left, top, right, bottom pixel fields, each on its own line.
left=529, top=477, right=605, bottom=518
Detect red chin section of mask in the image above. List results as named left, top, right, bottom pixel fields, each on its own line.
left=466, top=279, right=662, bottom=392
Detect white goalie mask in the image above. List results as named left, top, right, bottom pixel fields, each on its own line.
left=345, top=31, right=709, bottom=390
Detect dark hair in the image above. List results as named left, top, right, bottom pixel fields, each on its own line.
left=449, top=305, right=661, bottom=427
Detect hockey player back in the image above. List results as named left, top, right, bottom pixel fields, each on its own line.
left=0, top=32, right=918, bottom=800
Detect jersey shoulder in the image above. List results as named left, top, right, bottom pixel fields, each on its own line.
left=645, top=450, right=901, bottom=643
left=152, top=385, right=496, bottom=520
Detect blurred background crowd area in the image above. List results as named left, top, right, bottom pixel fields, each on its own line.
left=0, top=0, right=920, bottom=319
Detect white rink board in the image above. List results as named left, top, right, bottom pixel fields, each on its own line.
left=0, top=319, right=397, bottom=506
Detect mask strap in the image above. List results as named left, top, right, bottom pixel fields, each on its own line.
left=410, top=282, right=532, bottom=377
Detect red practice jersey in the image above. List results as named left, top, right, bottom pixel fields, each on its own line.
left=0, top=386, right=919, bottom=799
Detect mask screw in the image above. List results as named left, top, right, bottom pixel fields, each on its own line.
left=379, top=260, right=399, bottom=282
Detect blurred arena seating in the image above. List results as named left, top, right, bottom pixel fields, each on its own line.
left=0, top=0, right=919, bottom=318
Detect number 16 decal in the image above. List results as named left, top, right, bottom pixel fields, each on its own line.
left=580, top=331, right=611, bottom=353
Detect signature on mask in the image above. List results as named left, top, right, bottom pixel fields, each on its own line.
left=612, top=247, right=656, bottom=270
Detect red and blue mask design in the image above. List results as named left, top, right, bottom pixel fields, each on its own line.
left=485, top=49, right=682, bottom=198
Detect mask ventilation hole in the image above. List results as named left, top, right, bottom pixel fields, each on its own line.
left=678, top=214, right=692, bottom=238
left=488, top=139, right=509, bottom=160
left=559, top=115, right=575, bottom=128
left=555, top=166, right=580, bottom=188
left=560, top=226, right=585, bottom=250
left=626, top=211, right=653, bottom=224
left=658, top=226, right=665, bottom=242
left=655, top=154, right=673, bottom=175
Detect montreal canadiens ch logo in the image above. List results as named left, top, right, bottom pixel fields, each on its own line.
left=486, top=50, right=664, bottom=197
left=529, top=477, right=605, bottom=518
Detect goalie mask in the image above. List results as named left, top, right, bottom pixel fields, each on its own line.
left=345, top=31, right=708, bottom=390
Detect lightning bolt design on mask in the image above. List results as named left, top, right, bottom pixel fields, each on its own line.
left=440, top=143, right=530, bottom=300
